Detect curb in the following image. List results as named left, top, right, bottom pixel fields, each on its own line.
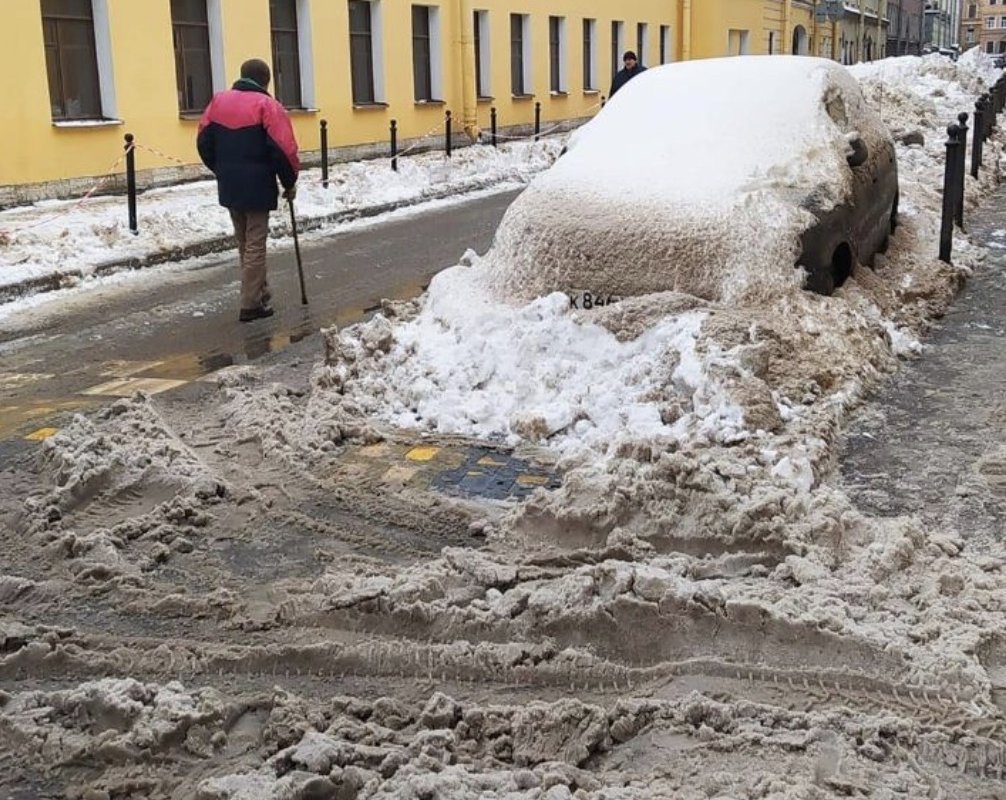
left=0, top=175, right=516, bottom=307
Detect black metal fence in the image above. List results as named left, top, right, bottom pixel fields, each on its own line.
left=941, top=73, right=1006, bottom=263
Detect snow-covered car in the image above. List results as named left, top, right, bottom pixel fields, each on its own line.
left=487, top=56, right=898, bottom=301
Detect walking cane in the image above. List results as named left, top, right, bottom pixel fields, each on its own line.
left=288, top=196, right=308, bottom=306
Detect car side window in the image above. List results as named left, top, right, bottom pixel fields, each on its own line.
left=824, top=88, right=848, bottom=129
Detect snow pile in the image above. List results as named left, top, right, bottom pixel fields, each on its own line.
left=0, top=137, right=563, bottom=295
left=304, top=51, right=1000, bottom=469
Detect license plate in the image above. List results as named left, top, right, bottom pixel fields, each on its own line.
left=567, top=291, right=621, bottom=310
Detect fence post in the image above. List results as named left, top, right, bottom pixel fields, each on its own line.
left=490, top=106, right=497, bottom=148
left=984, top=92, right=994, bottom=139
left=534, top=101, right=541, bottom=141
left=445, top=110, right=452, bottom=157
left=956, top=111, right=968, bottom=230
left=972, top=98, right=984, bottom=179
left=320, top=119, right=329, bottom=189
left=940, top=123, right=960, bottom=264
left=390, top=119, right=398, bottom=172
left=124, top=133, right=138, bottom=235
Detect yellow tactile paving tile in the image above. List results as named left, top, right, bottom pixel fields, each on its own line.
left=24, top=427, right=59, bottom=441
left=516, top=474, right=549, bottom=487
left=0, top=372, right=55, bottom=391
left=80, top=377, right=190, bottom=397
left=359, top=442, right=394, bottom=458
left=97, top=360, right=166, bottom=377
left=405, top=446, right=441, bottom=462
left=477, top=455, right=509, bottom=467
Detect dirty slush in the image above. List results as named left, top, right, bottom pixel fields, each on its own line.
left=4, top=53, right=1006, bottom=799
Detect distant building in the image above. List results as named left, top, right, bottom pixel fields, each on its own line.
left=961, top=0, right=1006, bottom=55
left=887, top=0, right=926, bottom=55
left=924, top=0, right=961, bottom=50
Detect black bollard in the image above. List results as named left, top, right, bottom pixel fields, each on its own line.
left=320, top=119, right=329, bottom=189
left=984, top=93, right=994, bottom=139
left=601, top=95, right=606, bottom=108
left=445, top=110, right=453, bottom=157
left=972, top=99, right=984, bottom=178
left=939, top=123, right=960, bottom=264
left=956, top=112, right=968, bottom=230
left=390, top=119, right=398, bottom=172
left=490, top=106, right=497, bottom=148
left=124, top=133, right=137, bottom=235
left=534, top=101, right=541, bottom=141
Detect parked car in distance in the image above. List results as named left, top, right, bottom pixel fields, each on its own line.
left=488, top=56, right=899, bottom=301
left=994, top=54, right=1006, bottom=70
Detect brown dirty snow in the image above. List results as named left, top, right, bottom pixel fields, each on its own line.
left=4, top=53, right=1006, bottom=799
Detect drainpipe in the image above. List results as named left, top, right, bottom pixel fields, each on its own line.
left=682, top=0, right=692, bottom=60
left=458, top=0, right=479, bottom=141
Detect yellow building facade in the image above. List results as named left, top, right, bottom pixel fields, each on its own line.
left=1, top=0, right=887, bottom=203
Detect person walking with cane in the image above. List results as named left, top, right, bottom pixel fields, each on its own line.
left=197, top=58, right=300, bottom=322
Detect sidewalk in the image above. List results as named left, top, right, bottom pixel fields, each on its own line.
left=0, top=137, right=564, bottom=305
left=841, top=183, right=1006, bottom=551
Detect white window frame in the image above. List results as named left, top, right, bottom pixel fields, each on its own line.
left=371, top=0, right=387, bottom=102
left=1000, top=15, right=1006, bottom=28
left=296, top=0, right=316, bottom=108
left=584, top=18, right=598, bottom=90
left=91, top=0, right=119, bottom=118
left=207, top=0, right=226, bottom=92
left=475, top=9, right=490, bottom=97
left=549, top=15, right=567, bottom=93
left=427, top=5, right=443, bottom=100
left=519, top=13, right=532, bottom=94
left=660, top=24, right=672, bottom=62
left=987, top=16, right=996, bottom=29
left=637, top=21, right=649, bottom=66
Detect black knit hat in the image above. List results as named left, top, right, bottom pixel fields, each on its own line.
left=623, top=50, right=638, bottom=61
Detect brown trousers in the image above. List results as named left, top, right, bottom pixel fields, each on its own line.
left=229, top=209, right=271, bottom=310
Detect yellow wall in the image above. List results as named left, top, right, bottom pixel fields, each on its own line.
left=3, top=0, right=682, bottom=189
left=3, top=0, right=888, bottom=191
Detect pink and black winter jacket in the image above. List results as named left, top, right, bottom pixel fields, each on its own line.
left=197, top=80, right=300, bottom=212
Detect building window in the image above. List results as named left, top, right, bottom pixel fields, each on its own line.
left=412, top=5, right=433, bottom=100
left=549, top=16, right=566, bottom=92
left=270, top=0, right=302, bottom=107
left=611, top=20, right=624, bottom=78
left=637, top=22, right=648, bottom=65
left=987, top=16, right=996, bottom=29
left=171, top=0, right=213, bottom=113
left=660, top=24, right=671, bottom=63
left=474, top=10, right=490, bottom=97
left=988, top=40, right=996, bottom=52
left=968, top=3, right=977, bottom=18
left=966, top=27, right=975, bottom=43
left=1000, top=39, right=1006, bottom=52
left=510, top=13, right=530, bottom=95
left=42, top=0, right=103, bottom=120
left=1001, top=16, right=1006, bottom=27
left=728, top=29, right=750, bottom=56
left=349, top=0, right=376, bottom=103
left=583, top=18, right=597, bottom=90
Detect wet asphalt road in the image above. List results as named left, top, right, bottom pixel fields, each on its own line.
left=0, top=188, right=520, bottom=441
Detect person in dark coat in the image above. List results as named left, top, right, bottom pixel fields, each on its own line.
left=609, top=51, right=646, bottom=98
left=197, top=59, right=300, bottom=322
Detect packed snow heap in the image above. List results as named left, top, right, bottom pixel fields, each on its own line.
left=5, top=52, right=1006, bottom=800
